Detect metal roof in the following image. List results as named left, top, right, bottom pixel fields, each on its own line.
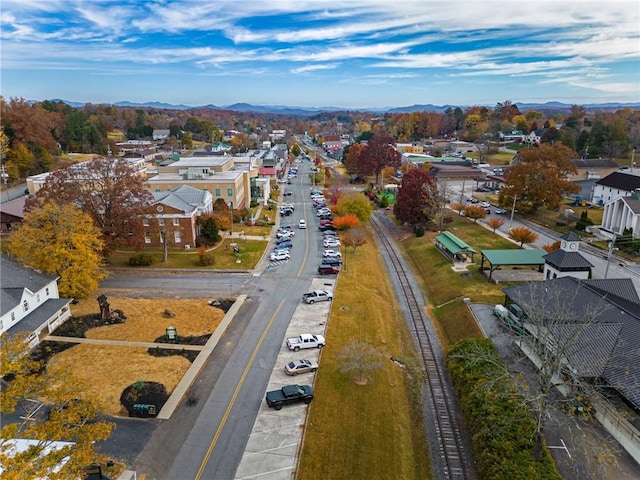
left=480, top=249, right=546, bottom=266
left=595, top=171, right=640, bottom=191
left=435, top=231, right=477, bottom=255
left=503, top=277, right=640, bottom=410
left=543, top=250, right=594, bottom=269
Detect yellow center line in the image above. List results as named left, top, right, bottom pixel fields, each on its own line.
left=195, top=299, right=285, bottom=480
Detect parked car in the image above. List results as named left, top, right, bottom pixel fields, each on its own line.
left=284, top=359, right=318, bottom=376
left=302, top=289, right=333, bottom=304
left=265, top=384, right=313, bottom=410
left=284, top=191, right=293, bottom=196
left=323, top=249, right=342, bottom=258
left=270, top=251, right=291, bottom=261
left=276, top=230, right=295, bottom=239
left=318, top=264, right=340, bottom=275
left=494, top=207, right=507, bottom=214
left=286, top=333, right=326, bottom=351
left=276, top=236, right=294, bottom=245
left=274, top=241, right=292, bottom=250
left=480, top=201, right=491, bottom=208
left=319, top=224, right=336, bottom=231
left=323, top=239, right=341, bottom=248
left=298, top=219, right=307, bottom=229
left=319, top=219, right=334, bottom=227
left=321, top=256, right=342, bottom=266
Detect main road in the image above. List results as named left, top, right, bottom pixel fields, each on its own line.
left=102, top=159, right=328, bottom=479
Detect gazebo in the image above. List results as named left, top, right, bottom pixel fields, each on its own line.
left=435, top=231, right=477, bottom=263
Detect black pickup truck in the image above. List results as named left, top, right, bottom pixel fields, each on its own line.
left=265, top=384, right=314, bottom=410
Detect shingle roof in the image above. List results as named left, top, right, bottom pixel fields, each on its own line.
left=595, top=172, right=640, bottom=191
left=572, top=158, right=618, bottom=168
left=503, top=277, right=640, bottom=410
left=153, top=185, right=209, bottom=214
left=619, top=196, right=640, bottom=214
left=543, top=250, right=594, bottom=269
left=1, top=254, right=58, bottom=316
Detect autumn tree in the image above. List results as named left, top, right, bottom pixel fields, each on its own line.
left=7, top=203, right=106, bottom=299
left=336, top=340, right=384, bottom=385
left=333, top=214, right=361, bottom=231
left=343, top=142, right=366, bottom=176
left=463, top=204, right=487, bottom=223
left=341, top=227, right=367, bottom=253
left=509, top=226, right=539, bottom=247
left=393, top=168, right=440, bottom=227
left=335, top=191, right=373, bottom=223
left=450, top=202, right=465, bottom=215
left=500, top=144, right=580, bottom=212
left=486, top=216, right=505, bottom=232
left=1, top=334, right=114, bottom=478
left=26, top=157, right=154, bottom=251
left=358, top=134, right=401, bottom=184
left=541, top=240, right=561, bottom=253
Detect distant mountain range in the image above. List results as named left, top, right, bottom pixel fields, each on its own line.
left=48, top=99, right=640, bottom=116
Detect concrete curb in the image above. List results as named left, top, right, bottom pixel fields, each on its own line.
left=157, top=294, right=248, bottom=419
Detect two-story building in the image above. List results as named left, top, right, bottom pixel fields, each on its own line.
left=142, top=185, right=213, bottom=248
left=1, top=254, right=72, bottom=347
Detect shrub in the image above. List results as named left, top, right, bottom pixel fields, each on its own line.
left=120, top=381, right=169, bottom=413
left=414, top=225, right=425, bottom=237
left=197, top=247, right=214, bottom=266
left=129, top=253, right=154, bottom=266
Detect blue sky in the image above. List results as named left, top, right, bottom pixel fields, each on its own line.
left=1, top=1, right=639, bottom=109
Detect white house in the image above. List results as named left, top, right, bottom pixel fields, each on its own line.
left=592, top=171, right=640, bottom=206
left=0, top=254, right=72, bottom=347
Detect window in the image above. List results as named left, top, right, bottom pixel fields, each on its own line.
left=227, top=188, right=233, bottom=197
left=46, top=287, right=50, bottom=296
left=158, top=218, right=164, bottom=226
left=173, top=218, right=179, bottom=226
left=11, top=312, right=15, bottom=323
left=215, top=188, right=221, bottom=197
left=37, top=294, right=40, bottom=302
left=23, top=300, right=29, bottom=312
left=174, top=231, right=181, bottom=243
left=145, top=233, right=151, bottom=244
left=143, top=218, right=150, bottom=226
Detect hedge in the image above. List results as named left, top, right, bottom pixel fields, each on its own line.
left=446, top=338, right=562, bottom=480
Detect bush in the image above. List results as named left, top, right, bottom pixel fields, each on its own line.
left=414, top=225, right=425, bottom=237
left=129, top=253, right=154, bottom=266
left=120, top=381, right=169, bottom=413
left=197, top=247, right=214, bottom=266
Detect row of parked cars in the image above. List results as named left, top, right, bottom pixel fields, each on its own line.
left=311, top=189, right=342, bottom=275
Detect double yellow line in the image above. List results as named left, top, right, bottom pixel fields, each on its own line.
left=195, top=299, right=285, bottom=479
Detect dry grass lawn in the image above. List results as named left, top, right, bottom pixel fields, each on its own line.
left=70, top=297, right=225, bottom=342
left=48, top=297, right=226, bottom=415
left=48, top=345, right=191, bottom=416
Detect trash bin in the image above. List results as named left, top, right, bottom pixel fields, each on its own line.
left=130, top=404, right=157, bottom=418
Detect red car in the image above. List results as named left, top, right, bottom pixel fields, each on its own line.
left=318, top=264, right=339, bottom=275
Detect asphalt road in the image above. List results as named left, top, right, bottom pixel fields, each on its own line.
left=101, top=159, right=326, bottom=479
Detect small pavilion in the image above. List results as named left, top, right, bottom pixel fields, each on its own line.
left=435, top=231, right=477, bottom=263
left=480, top=249, right=547, bottom=282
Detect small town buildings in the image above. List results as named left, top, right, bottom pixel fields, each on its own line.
left=0, top=254, right=72, bottom=347
left=152, top=129, right=170, bottom=141
left=600, top=192, right=640, bottom=238
left=0, top=196, right=26, bottom=234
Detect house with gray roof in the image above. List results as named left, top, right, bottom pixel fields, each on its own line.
left=503, top=276, right=640, bottom=412
left=1, top=254, right=72, bottom=347
left=142, top=185, right=213, bottom=248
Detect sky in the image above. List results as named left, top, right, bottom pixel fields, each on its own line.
left=1, top=0, right=639, bottom=110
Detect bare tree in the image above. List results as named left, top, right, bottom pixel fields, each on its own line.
left=341, top=226, right=367, bottom=254
left=451, top=278, right=629, bottom=463
left=336, top=340, right=384, bottom=385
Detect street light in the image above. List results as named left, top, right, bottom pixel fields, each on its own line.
left=229, top=201, right=234, bottom=234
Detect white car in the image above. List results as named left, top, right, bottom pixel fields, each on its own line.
left=323, top=249, right=342, bottom=258
left=270, top=251, right=291, bottom=261
left=276, top=230, right=295, bottom=239
left=323, top=239, right=341, bottom=248
left=298, top=219, right=307, bottom=229
left=480, top=201, right=491, bottom=208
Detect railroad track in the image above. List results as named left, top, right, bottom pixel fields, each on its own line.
left=371, top=213, right=475, bottom=480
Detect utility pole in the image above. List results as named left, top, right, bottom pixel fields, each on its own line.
left=604, top=234, right=618, bottom=279
left=508, top=195, right=518, bottom=230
